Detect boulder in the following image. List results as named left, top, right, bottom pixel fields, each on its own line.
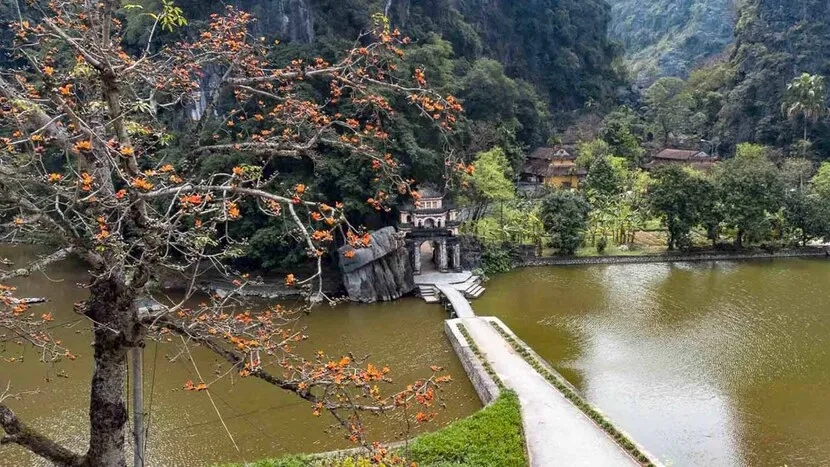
left=338, top=227, right=415, bottom=303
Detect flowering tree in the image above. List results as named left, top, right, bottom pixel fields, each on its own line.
left=0, top=2, right=463, bottom=465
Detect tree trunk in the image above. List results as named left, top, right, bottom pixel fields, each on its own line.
left=86, top=327, right=129, bottom=467
left=736, top=229, right=744, bottom=248
left=83, top=279, right=142, bottom=467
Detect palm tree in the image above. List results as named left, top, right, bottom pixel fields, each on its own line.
left=783, top=73, right=827, bottom=142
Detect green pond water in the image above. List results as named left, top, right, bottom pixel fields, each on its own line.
left=475, top=259, right=830, bottom=467
left=0, top=246, right=478, bottom=466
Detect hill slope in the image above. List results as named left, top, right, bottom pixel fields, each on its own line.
left=607, top=0, right=735, bottom=83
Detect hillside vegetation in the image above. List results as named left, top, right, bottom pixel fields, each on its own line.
left=607, top=0, right=734, bottom=84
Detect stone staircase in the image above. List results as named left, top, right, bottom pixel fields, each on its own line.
left=416, top=284, right=441, bottom=303
left=456, top=275, right=485, bottom=299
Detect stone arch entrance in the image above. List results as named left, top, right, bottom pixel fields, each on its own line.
left=407, top=233, right=463, bottom=275
left=419, top=240, right=437, bottom=272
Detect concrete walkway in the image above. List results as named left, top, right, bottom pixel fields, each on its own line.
left=414, top=271, right=472, bottom=286
left=461, top=317, right=640, bottom=467
left=435, top=285, right=475, bottom=318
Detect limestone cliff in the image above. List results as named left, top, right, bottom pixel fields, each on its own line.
left=338, top=227, right=414, bottom=303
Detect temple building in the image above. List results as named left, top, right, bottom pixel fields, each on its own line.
left=397, top=186, right=462, bottom=274
left=519, top=146, right=587, bottom=194
left=398, top=186, right=460, bottom=235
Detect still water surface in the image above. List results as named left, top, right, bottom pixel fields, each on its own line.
left=0, top=246, right=478, bottom=466
left=476, top=259, right=830, bottom=467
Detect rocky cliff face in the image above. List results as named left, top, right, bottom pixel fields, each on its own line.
left=607, top=0, right=735, bottom=83
left=338, top=227, right=414, bottom=303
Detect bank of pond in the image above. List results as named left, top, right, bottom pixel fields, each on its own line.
left=1, top=245, right=829, bottom=466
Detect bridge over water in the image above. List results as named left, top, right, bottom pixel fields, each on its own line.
left=418, top=273, right=662, bottom=467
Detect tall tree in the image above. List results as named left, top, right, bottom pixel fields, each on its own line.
left=649, top=166, right=708, bottom=250
left=783, top=73, right=827, bottom=142
left=715, top=144, right=783, bottom=247
left=0, top=4, right=458, bottom=465
left=463, top=147, right=515, bottom=222
left=539, top=190, right=591, bottom=254
left=644, top=77, right=693, bottom=146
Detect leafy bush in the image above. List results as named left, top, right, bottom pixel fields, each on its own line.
left=481, top=243, right=514, bottom=275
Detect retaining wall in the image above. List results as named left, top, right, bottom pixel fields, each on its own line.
left=443, top=319, right=501, bottom=405
left=516, top=249, right=829, bottom=268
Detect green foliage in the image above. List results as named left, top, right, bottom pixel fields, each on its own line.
left=599, top=107, right=647, bottom=166
left=719, top=0, right=830, bottom=153
left=470, top=201, right=545, bottom=246
left=783, top=73, right=827, bottom=142
left=463, top=147, right=516, bottom=222
left=644, top=77, right=694, bottom=145
left=715, top=144, right=784, bottom=246
left=649, top=166, right=714, bottom=250
left=406, top=392, right=525, bottom=467
left=584, top=155, right=622, bottom=199
left=607, top=0, right=734, bottom=83
left=480, top=244, right=514, bottom=276
left=783, top=189, right=830, bottom=245
left=596, top=236, right=608, bottom=253
left=540, top=190, right=591, bottom=254
left=812, top=162, right=830, bottom=200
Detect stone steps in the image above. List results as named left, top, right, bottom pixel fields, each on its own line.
left=464, top=284, right=486, bottom=299
left=417, top=284, right=441, bottom=303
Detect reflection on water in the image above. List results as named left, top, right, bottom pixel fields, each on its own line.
left=476, top=259, right=830, bottom=467
left=0, top=246, right=478, bottom=466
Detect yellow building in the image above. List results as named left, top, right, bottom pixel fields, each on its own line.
left=519, top=146, right=587, bottom=191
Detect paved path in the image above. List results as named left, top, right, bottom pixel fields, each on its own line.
left=461, top=317, right=640, bottom=467
left=436, top=285, right=475, bottom=318
left=414, top=271, right=472, bottom=286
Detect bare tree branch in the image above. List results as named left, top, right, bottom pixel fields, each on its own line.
left=0, top=405, right=84, bottom=467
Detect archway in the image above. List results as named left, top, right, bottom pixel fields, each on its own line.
left=419, top=240, right=437, bottom=273
left=423, top=218, right=435, bottom=228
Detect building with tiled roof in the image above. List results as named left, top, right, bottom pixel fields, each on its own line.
left=519, top=146, right=587, bottom=192
left=645, top=149, right=719, bottom=171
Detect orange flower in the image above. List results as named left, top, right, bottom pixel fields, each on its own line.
left=80, top=172, right=94, bottom=191
left=227, top=201, right=241, bottom=219
left=47, top=173, right=62, bottom=183
left=311, top=212, right=322, bottom=221
left=73, top=140, right=92, bottom=152
left=232, top=166, right=244, bottom=176
left=131, top=178, right=154, bottom=191
left=119, top=146, right=134, bottom=156
left=58, top=83, right=73, bottom=96
left=115, top=189, right=127, bottom=200
left=284, top=274, right=296, bottom=286
left=43, top=66, right=54, bottom=76
left=344, top=249, right=356, bottom=259
left=159, top=164, right=175, bottom=173
left=294, top=184, right=306, bottom=195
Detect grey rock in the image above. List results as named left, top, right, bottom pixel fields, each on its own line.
left=338, top=227, right=415, bottom=303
